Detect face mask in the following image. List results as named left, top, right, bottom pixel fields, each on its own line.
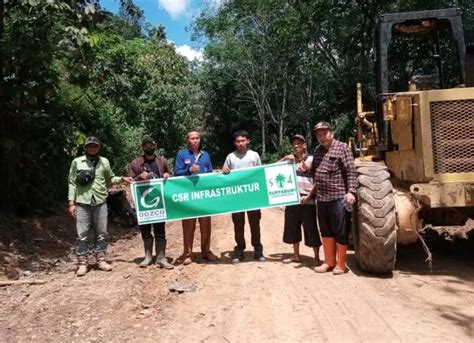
left=144, top=149, right=155, bottom=156
left=85, top=152, right=98, bottom=159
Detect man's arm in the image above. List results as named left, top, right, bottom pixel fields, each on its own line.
left=308, top=149, right=318, bottom=176
left=340, top=144, right=357, bottom=207
left=301, top=183, right=317, bottom=204
left=255, top=152, right=262, bottom=166
left=129, top=159, right=140, bottom=181
left=67, top=160, right=77, bottom=217
left=162, top=157, right=171, bottom=179
left=222, top=154, right=231, bottom=174
left=174, top=151, right=189, bottom=176
left=340, top=145, right=357, bottom=195
left=103, top=159, right=123, bottom=185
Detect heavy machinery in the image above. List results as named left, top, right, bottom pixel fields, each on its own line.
left=352, top=8, right=474, bottom=273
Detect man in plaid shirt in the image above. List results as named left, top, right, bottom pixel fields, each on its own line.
left=301, top=121, right=356, bottom=275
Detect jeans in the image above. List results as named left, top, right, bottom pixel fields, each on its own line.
left=76, top=202, right=108, bottom=256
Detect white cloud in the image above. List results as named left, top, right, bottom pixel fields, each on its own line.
left=176, top=45, right=203, bottom=61
left=158, top=0, right=189, bottom=19
left=206, top=0, right=227, bottom=10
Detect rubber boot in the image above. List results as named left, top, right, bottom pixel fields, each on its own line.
left=334, top=243, right=348, bottom=275
left=76, top=255, right=88, bottom=277
left=96, top=252, right=112, bottom=271
left=139, top=238, right=154, bottom=268
left=314, top=237, right=337, bottom=273
left=155, top=240, right=174, bottom=270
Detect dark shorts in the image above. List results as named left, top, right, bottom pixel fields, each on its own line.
left=283, top=204, right=321, bottom=247
left=317, top=199, right=351, bottom=245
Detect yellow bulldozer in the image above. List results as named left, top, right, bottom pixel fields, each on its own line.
left=351, top=8, right=474, bottom=272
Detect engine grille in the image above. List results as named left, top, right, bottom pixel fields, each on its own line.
left=430, top=99, right=474, bottom=174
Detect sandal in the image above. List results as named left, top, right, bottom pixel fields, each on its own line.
left=182, top=256, right=193, bottom=265
left=283, top=257, right=301, bottom=264
left=176, top=254, right=193, bottom=265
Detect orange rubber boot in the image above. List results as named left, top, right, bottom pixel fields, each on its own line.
left=334, top=244, right=348, bottom=275
left=314, top=237, right=337, bottom=273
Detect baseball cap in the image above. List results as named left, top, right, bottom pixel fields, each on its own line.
left=314, top=121, right=332, bottom=131
left=84, top=136, right=101, bottom=147
left=141, top=136, right=156, bottom=145
left=291, top=134, right=306, bottom=143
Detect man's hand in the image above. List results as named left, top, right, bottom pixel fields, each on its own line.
left=163, top=173, right=170, bottom=180
left=121, top=176, right=133, bottom=184
left=297, top=162, right=308, bottom=173
left=139, top=171, right=151, bottom=180
left=344, top=192, right=356, bottom=207
left=281, top=154, right=295, bottom=162
left=68, top=204, right=76, bottom=218
left=189, top=163, right=200, bottom=174
left=222, top=166, right=230, bottom=174
left=300, top=196, right=311, bottom=205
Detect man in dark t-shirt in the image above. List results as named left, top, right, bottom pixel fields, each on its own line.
left=129, top=136, right=173, bottom=269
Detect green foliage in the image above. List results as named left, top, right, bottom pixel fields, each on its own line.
left=0, top=1, right=197, bottom=214
left=1, top=0, right=473, bottom=214
left=194, top=0, right=474, bottom=161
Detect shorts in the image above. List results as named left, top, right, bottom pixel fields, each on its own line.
left=283, top=204, right=321, bottom=247
left=317, top=198, right=351, bottom=245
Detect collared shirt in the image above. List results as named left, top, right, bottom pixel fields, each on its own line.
left=129, top=155, right=171, bottom=181
left=174, top=148, right=213, bottom=176
left=68, top=155, right=122, bottom=205
left=223, top=149, right=261, bottom=170
left=310, top=140, right=357, bottom=202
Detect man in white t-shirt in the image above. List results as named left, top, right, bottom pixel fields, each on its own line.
left=222, top=130, right=265, bottom=263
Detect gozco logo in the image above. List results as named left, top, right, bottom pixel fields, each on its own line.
left=140, top=187, right=161, bottom=209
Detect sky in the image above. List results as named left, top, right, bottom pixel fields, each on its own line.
left=100, top=0, right=222, bottom=61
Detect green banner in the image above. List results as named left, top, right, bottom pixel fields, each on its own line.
left=131, top=162, right=300, bottom=224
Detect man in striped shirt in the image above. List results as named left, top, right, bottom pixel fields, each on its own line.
left=280, top=134, right=321, bottom=265
left=302, top=121, right=356, bottom=275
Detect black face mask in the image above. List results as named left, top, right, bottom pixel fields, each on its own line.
left=144, top=149, right=155, bottom=156
left=86, top=152, right=98, bottom=159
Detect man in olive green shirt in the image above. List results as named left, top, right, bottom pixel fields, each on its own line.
left=68, top=136, right=132, bottom=276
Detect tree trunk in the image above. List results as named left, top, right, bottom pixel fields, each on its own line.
left=260, top=114, right=266, bottom=160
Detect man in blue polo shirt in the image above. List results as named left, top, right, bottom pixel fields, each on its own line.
left=174, top=129, right=218, bottom=265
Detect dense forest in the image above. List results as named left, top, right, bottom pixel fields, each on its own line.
left=1, top=0, right=473, bottom=215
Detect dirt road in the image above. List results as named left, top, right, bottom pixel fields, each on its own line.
left=1, top=208, right=473, bottom=342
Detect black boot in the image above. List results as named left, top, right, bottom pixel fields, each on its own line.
left=155, top=239, right=174, bottom=269
left=254, top=245, right=265, bottom=262
left=139, top=238, right=153, bottom=268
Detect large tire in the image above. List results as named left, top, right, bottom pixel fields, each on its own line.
left=353, top=162, right=397, bottom=273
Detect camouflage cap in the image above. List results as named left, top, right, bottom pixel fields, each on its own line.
left=84, top=136, right=101, bottom=146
